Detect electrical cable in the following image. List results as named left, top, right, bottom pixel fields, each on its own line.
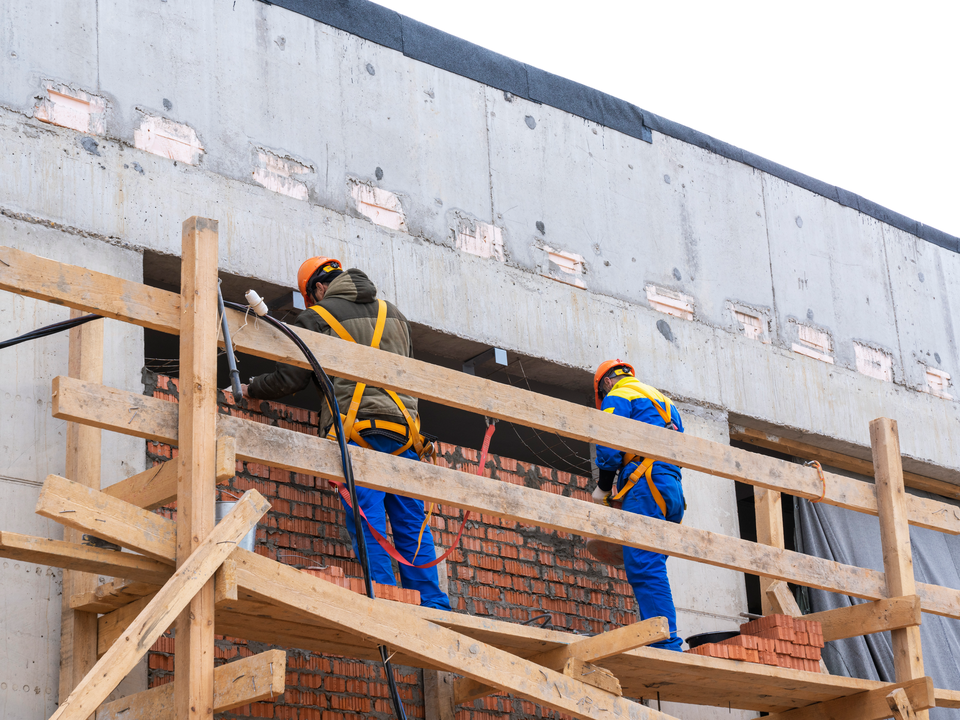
left=223, top=300, right=407, bottom=720
left=0, top=313, right=101, bottom=351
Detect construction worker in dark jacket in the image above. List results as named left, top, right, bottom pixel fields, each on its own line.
left=240, top=257, right=451, bottom=611
left=592, top=360, right=685, bottom=651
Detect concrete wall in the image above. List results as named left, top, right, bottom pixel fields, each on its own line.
left=0, top=1, right=956, bottom=717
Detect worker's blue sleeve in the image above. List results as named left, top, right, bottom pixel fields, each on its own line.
left=595, top=395, right=631, bottom=471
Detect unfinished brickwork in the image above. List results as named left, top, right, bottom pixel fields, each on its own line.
left=143, top=373, right=638, bottom=719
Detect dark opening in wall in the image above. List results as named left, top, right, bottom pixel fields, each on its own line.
left=142, top=252, right=595, bottom=477
left=732, top=440, right=798, bottom=617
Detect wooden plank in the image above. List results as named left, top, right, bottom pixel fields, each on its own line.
left=47, top=378, right=960, bottom=619
left=71, top=579, right=161, bottom=614
left=454, top=617, right=669, bottom=703
left=48, top=489, right=269, bottom=720
left=103, top=435, right=234, bottom=511
left=732, top=425, right=960, bottom=502
left=805, top=596, right=922, bottom=642
left=0, top=245, right=181, bottom=333
left=755, top=486, right=785, bottom=615
left=888, top=687, right=918, bottom=720
left=12, top=242, right=955, bottom=535
left=871, top=418, right=927, bottom=720
left=175, top=215, right=221, bottom=720
left=934, top=688, right=960, bottom=709
left=562, top=658, right=621, bottom=695
left=102, top=461, right=178, bottom=511
left=0, top=531, right=171, bottom=585
left=60, top=312, right=104, bottom=715
left=757, top=677, right=933, bottom=720
left=95, top=649, right=286, bottom=720
left=36, top=474, right=176, bottom=563
left=231, top=549, right=677, bottom=720
left=98, top=594, right=156, bottom=656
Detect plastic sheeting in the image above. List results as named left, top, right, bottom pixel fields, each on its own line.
left=797, top=491, right=960, bottom=718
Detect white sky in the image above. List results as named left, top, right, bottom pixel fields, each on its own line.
left=373, top=0, right=960, bottom=238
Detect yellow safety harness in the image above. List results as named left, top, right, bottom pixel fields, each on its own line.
left=608, top=379, right=678, bottom=517
left=310, top=300, right=435, bottom=463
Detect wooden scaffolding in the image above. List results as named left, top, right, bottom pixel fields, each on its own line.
left=2, top=216, right=959, bottom=720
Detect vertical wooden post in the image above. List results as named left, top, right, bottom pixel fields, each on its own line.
left=59, top=312, right=103, bottom=714
left=175, top=217, right=220, bottom=720
left=871, top=418, right=927, bottom=720
left=754, top=487, right=784, bottom=615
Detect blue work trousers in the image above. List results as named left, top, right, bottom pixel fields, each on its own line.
left=339, top=434, right=451, bottom=611
left=619, top=462, right=685, bottom=651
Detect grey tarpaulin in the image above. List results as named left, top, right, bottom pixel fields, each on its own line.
left=796, top=490, right=960, bottom=718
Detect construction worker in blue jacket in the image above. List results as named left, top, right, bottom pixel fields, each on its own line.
left=591, top=360, right=685, bottom=651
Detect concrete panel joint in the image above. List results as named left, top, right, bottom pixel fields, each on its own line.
left=252, top=148, right=312, bottom=201
left=350, top=181, right=407, bottom=231
left=455, top=216, right=505, bottom=262
left=34, top=83, right=107, bottom=135
left=855, top=343, right=894, bottom=382
left=133, top=112, right=204, bottom=165
left=539, top=244, right=586, bottom=288
left=646, top=285, right=694, bottom=320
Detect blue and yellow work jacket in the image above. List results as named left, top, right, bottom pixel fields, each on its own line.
left=595, top=376, right=684, bottom=486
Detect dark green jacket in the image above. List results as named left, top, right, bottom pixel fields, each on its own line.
left=247, top=269, right=418, bottom=434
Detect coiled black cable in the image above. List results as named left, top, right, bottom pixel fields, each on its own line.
left=224, top=301, right=407, bottom=720
left=0, top=313, right=101, bottom=350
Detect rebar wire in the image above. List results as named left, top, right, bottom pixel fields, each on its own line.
left=501, top=358, right=592, bottom=475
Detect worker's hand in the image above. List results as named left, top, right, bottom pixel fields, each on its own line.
left=223, top=384, right=248, bottom=402
left=591, top=486, right=612, bottom=506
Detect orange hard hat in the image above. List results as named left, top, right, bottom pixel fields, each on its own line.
left=593, top=359, right=635, bottom=409
left=297, top=256, right=342, bottom=305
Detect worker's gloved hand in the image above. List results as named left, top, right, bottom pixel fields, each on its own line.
left=591, top=486, right=612, bottom=506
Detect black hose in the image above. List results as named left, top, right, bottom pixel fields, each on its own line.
left=0, top=313, right=101, bottom=351
left=224, top=300, right=407, bottom=720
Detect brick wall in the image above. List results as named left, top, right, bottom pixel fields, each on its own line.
left=144, top=373, right=638, bottom=719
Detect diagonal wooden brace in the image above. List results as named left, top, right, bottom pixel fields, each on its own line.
left=48, top=490, right=269, bottom=720
left=756, top=677, right=933, bottom=720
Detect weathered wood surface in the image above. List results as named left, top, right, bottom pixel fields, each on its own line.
left=888, top=687, right=919, bottom=720
left=0, top=531, right=171, bottom=585
left=732, top=425, right=960, bottom=502
left=49, top=490, right=269, bottom=720
left=755, top=486, right=785, bottom=615
left=102, top=461, right=178, bottom=511
left=60, top=311, right=103, bottom=718
left=872, top=419, right=927, bottom=720
left=71, top=579, right=162, bottom=614
left=48, top=376, right=960, bottom=619
left=11, top=245, right=955, bottom=534
left=755, top=677, right=933, bottom=720
left=454, top=617, right=669, bottom=703
left=36, top=474, right=176, bottom=563
left=95, top=649, right=286, bottom=720
left=804, top=596, right=922, bottom=642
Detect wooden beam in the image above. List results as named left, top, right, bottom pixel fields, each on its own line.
left=48, top=490, right=269, bottom=720
left=454, top=617, right=668, bottom=704
left=871, top=418, right=927, bottom=720
left=805, top=596, right=922, bottom=643
left=934, top=688, right=960, bottom=709
left=50, top=371, right=960, bottom=540
left=0, top=245, right=181, bottom=333
left=97, top=594, right=156, bottom=656
left=755, top=486, right=785, bottom=615
left=14, top=246, right=957, bottom=535
left=36, top=474, right=176, bottom=563
left=732, top=425, right=960, bottom=502
left=562, top=658, right=621, bottom=695
left=757, top=677, right=933, bottom=720
left=231, top=549, right=677, bottom=720
left=47, top=377, right=960, bottom=619
left=95, top=649, right=286, bottom=720
left=887, top=687, right=918, bottom=720
left=71, top=579, right=162, bottom=614
left=60, top=312, right=103, bottom=715
left=175, top=215, right=221, bottom=720
left=103, top=436, right=234, bottom=511
left=0, top=531, right=171, bottom=585
left=766, top=580, right=801, bottom=616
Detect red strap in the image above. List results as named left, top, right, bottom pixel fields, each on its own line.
left=334, top=422, right=496, bottom=569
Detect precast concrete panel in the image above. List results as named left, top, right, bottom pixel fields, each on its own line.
left=0, top=1, right=99, bottom=114
left=881, top=224, right=960, bottom=392
left=336, top=34, right=494, bottom=243
left=762, top=174, right=901, bottom=373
